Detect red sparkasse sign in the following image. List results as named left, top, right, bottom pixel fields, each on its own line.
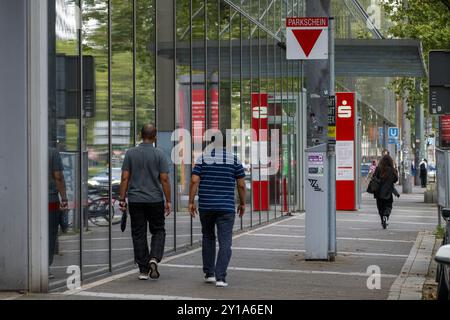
left=286, top=17, right=329, bottom=60
left=335, top=92, right=357, bottom=211
left=251, top=93, right=269, bottom=211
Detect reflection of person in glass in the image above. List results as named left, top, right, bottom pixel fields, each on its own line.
left=48, top=147, right=68, bottom=279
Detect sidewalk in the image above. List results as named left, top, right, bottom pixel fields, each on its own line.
left=16, top=187, right=438, bottom=300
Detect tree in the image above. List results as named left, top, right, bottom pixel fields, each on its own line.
left=381, top=0, right=450, bottom=119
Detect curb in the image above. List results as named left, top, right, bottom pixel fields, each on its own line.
left=388, top=230, right=435, bottom=300
left=0, top=292, right=24, bottom=300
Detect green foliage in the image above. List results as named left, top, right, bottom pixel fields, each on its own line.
left=386, top=77, right=426, bottom=118
left=435, top=224, right=446, bottom=239
left=381, top=0, right=450, bottom=119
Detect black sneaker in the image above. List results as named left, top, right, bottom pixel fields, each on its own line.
left=149, top=259, right=160, bottom=280
left=382, top=216, right=387, bottom=229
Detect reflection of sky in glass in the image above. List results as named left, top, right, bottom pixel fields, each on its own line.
left=55, top=0, right=79, bottom=40
left=82, top=2, right=108, bottom=47
left=56, top=0, right=106, bottom=44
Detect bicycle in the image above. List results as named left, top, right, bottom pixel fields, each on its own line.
left=87, top=193, right=121, bottom=227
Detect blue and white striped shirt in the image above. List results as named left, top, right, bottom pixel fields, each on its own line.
left=192, top=149, right=246, bottom=214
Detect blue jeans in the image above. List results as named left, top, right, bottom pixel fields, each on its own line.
left=200, top=212, right=236, bottom=282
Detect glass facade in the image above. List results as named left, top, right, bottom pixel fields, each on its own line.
left=47, top=0, right=305, bottom=288
left=46, top=0, right=398, bottom=289
left=332, top=0, right=398, bottom=171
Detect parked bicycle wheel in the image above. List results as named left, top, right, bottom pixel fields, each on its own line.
left=87, top=197, right=121, bottom=227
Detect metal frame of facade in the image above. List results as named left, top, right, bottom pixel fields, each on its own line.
left=46, top=0, right=303, bottom=291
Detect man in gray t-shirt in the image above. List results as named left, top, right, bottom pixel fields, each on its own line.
left=119, top=124, right=171, bottom=280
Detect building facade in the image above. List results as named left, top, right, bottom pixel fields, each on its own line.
left=0, top=0, right=408, bottom=292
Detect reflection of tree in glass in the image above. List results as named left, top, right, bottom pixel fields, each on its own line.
left=82, top=0, right=156, bottom=133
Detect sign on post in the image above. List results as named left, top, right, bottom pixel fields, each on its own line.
left=378, top=127, right=384, bottom=145
left=336, top=92, right=357, bottom=211
left=286, top=17, right=329, bottom=60
left=429, top=51, right=450, bottom=115
left=388, top=127, right=399, bottom=145
left=328, top=95, right=336, bottom=140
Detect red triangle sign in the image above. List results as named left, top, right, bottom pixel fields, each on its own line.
left=292, top=29, right=323, bottom=57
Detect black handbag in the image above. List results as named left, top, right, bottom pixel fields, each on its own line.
left=367, top=176, right=381, bottom=194
left=120, top=210, right=128, bottom=232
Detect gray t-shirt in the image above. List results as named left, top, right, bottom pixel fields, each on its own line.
left=121, top=143, right=170, bottom=203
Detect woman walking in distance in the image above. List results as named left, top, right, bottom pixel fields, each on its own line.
left=374, top=155, right=399, bottom=229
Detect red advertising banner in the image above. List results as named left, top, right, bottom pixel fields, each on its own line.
left=440, top=116, right=450, bottom=148
left=335, top=92, right=356, bottom=211
left=210, top=88, right=219, bottom=130
left=192, top=89, right=206, bottom=145
left=252, top=93, right=269, bottom=211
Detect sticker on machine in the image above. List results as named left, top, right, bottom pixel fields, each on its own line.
left=308, top=152, right=325, bottom=177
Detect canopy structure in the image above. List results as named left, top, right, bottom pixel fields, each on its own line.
left=335, top=39, right=427, bottom=78
left=158, top=38, right=427, bottom=79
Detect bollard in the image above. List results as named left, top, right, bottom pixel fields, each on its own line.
left=425, top=182, right=437, bottom=204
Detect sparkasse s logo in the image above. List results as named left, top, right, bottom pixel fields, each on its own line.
left=337, top=100, right=352, bottom=118
left=252, top=106, right=268, bottom=119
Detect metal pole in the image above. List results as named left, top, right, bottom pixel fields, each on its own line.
left=107, top=0, right=112, bottom=273
left=189, top=0, right=193, bottom=247
left=77, top=0, right=84, bottom=280
left=133, top=0, right=137, bottom=145
left=240, top=11, right=244, bottom=230
left=328, top=16, right=336, bottom=260
left=296, top=61, right=303, bottom=212
left=401, top=94, right=413, bottom=193
left=357, top=116, right=362, bottom=209
left=414, top=79, right=425, bottom=186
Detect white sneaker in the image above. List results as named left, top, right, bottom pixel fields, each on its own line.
left=138, top=272, right=149, bottom=280
left=216, top=281, right=228, bottom=287
left=204, top=275, right=216, bottom=283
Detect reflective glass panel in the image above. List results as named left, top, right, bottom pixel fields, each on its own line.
left=48, top=0, right=82, bottom=287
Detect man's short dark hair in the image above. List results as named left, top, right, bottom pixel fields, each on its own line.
left=210, top=128, right=227, bottom=146
left=141, top=124, right=157, bottom=140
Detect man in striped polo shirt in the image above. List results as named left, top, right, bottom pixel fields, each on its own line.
left=188, top=133, right=246, bottom=288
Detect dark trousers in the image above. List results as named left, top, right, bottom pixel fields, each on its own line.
left=376, top=197, right=393, bottom=221
left=129, top=202, right=166, bottom=273
left=49, top=210, right=62, bottom=266
left=200, top=212, right=235, bottom=282
left=420, top=173, right=427, bottom=187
